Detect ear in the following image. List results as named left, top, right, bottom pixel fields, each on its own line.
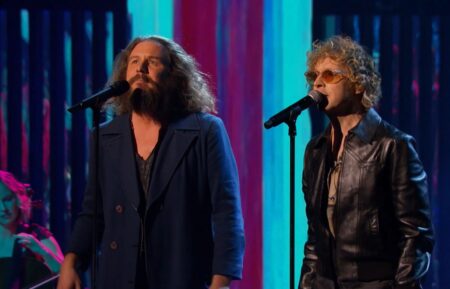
left=354, top=84, right=364, bottom=95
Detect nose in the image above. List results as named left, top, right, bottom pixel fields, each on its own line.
left=137, top=59, right=149, bottom=74
left=313, top=75, right=325, bottom=88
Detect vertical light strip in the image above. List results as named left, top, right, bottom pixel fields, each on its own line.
left=281, top=0, right=313, bottom=285
left=262, top=0, right=288, bottom=287
left=128, top=0, right=174, bottom=38
left=64, top=14, right=72, bottom=128
left=106, top=12, right=114, bottom=76
left=263, top=0, right=312, bottom=288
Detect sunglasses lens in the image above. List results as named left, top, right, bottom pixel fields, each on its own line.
left=323, top=70, right=345, bottom=84
left=322, top=70, right=335, bottom=83
left=305, top=71, right=317, bottom=84
left=305, top=70, right=345, bottom=85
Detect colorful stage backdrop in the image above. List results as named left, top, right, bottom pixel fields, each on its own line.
left=0, top=0, right=449, bottom=288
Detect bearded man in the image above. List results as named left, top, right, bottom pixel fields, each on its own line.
left=58, top=36, right=245, bottom=289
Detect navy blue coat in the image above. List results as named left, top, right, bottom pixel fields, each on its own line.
left=68, top=113, right=245, bottom=289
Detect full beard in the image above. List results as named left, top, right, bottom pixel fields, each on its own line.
left=115, top=74, right=185, bottom=122
left=129, top=79, right=178, bottom=123
left=130, top=87, right=162, bottom=118
left=120, top=72, right=164, bottom=120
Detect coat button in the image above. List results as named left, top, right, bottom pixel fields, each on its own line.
left=115, top=205, right=123, bottom=213
left=110, top=241, right=118, bottom=250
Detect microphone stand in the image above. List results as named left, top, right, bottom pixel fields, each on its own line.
left=91, top=105, right=100, bottom=289
left=68, top=81, right=129, bottom=289
left=287, top=108, right=300, bottom=289
left=264, top=91, right=323, bottom=289
left=265, top=106, right=303, bottom=289
left=68, top=103, right=102, bottom=289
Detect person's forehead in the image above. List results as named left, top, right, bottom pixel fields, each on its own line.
left=0, top=182, right=13, bottom=198
left=130, top=40, right=167, bottom=58
left=314, top=57, right=342, bottom=70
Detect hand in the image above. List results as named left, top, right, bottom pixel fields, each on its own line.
left=57, top=253, right=82, bottom=289
left=15, top=233, right=64, bottom=273
left=209, top=275, right=231, bottom=289
left=57, top=266, right=82, bottom=289
left=16, top=232, right=46, bottom=255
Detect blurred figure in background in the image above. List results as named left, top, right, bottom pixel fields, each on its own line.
left=0, top=170, right=63, bottom=288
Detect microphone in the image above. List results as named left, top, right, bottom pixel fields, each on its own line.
left=264, top=90, right=324, bottom=129
left=68, top=80, right=130, bottom=113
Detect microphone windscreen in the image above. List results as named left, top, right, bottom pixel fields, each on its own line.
left=111, top=80, right=130, bottom=95
left=308, top=90, right=325, bottom=103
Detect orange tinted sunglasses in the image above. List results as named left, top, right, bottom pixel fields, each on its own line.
left=304, top=69, right=347, bottom=86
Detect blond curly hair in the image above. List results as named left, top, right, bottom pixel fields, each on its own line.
left=307, top=35, right=381, bottom=109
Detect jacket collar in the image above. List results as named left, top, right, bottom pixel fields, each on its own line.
left=103, top=114, right=139, bottom=209
left=349, top=108, right=381, bottom=144
left=312, top=108, right=382, bottom=148
left=99, top=113, right=200, bottom=211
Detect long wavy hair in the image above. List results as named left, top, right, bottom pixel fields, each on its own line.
left=107, top=36, right=216, bottom=117
left=306, top=35, right=382, bottom=110
left=0, top=170, right=31, bottom=224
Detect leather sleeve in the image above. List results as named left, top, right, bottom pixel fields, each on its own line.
left=299, top=145, right=318, bottom=289
left=389, top=135, right=434, bottom=288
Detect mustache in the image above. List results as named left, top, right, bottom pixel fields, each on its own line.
left=128, top=73, right=159, bottom=88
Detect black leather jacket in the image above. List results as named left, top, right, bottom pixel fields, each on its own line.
left=299, top=109, right=434, bottom=289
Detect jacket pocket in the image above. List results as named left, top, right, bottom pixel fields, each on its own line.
left=368, top=211, right=379, bottom=235
left=361, top=210, right=384, bottom=255
left=312, top=275, right=336, bottom=289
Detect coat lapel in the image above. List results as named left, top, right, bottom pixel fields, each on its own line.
left=119, top=122, right=141, bottom=210
left=102, top=114, right=141, bottom=209
left=147, top=115, right=199, bottom=210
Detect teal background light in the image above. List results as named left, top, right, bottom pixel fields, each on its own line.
left=2, top=2, right=448, bottom=288
left=128, top=0, right=174, bottom=38
left=263, top=0, right=312, bottom=288
left=17, top=1, right=312, bottom=286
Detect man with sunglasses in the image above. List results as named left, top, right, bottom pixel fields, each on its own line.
left=299, top=36, right=433, bottom=289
